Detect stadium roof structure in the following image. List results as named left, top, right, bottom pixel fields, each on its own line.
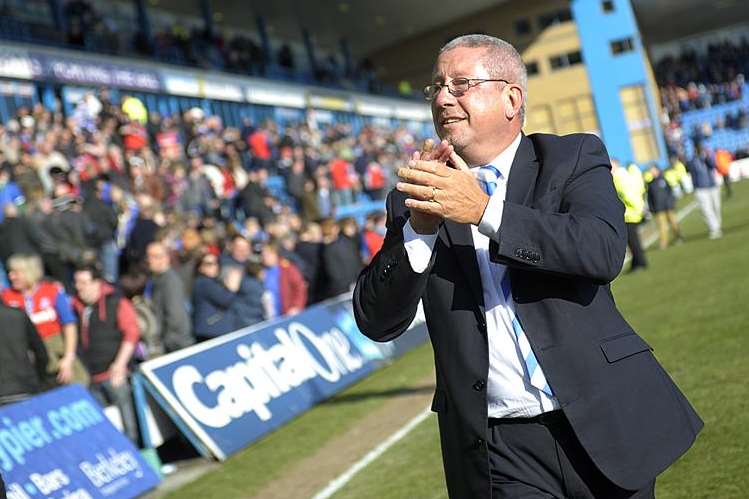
left=139, top=0, right=749, bottom=57
left=134, top=0, right=510, bottom=57
left=632, top=0, right=749, bottom=45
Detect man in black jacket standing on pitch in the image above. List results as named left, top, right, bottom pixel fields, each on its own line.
left=646, top=164, right=683, bottom=250
left=354, top=34, right=702, bottom=498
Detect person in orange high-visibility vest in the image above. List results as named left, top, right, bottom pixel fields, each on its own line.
left=714, top=149, right=733, bottom=198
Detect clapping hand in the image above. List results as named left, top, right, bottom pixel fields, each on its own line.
left=397, top=141, right=489, bottom=227
left=402, top=139, right=451, bottom=234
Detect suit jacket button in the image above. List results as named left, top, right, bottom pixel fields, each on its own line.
left=473, top=380, right=485, bottom=391
left=474, top=438, right=484, bottom=449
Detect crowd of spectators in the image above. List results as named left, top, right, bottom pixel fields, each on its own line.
left=0, top=89, right=426, bottom=442
left=656, top=39, right=748, bottom=120
left=662, top=105, right=749, bottom=162
left=655, top=38, right=749, bottom=163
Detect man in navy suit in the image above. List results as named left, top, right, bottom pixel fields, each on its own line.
left=353, top=34, right=702, bottom=498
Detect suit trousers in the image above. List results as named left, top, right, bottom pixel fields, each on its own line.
left=487, top=411, right=656, bottom=499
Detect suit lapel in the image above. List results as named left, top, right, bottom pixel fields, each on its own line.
left=442, top=220, right=485, bottom=313
left=505, top=134, right=540, bottom=206
left=488, top=134, right=540, bottom=260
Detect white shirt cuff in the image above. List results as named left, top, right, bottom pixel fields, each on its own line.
left=477, top=194, right=504, bottom=242
left=402, top=219, right=437, bottom=273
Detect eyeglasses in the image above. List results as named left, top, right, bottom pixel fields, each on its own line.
left=423, top=78, right=510, bottom=101
left=201, top=259, right=218, bottom=266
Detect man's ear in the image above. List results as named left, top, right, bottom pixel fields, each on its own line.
left=503, top=92, right=514, bottom=120
left=504, top=86, right=523, bottom=120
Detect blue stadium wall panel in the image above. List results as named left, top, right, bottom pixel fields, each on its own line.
left=572, top=0, right=668, bottom=167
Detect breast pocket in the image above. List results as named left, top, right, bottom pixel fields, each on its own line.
left=600, top=333, right=652, bottom=363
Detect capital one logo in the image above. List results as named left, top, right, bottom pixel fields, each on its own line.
left=172, top=321, right=364, bottom=428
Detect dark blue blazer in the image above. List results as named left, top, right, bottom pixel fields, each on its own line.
left=353, top=133, right=702, bottom=499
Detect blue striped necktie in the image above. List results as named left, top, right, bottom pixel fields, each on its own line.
left=477, top=164, right=502, bottom=195
left=478, top=165, right=554, bottom=397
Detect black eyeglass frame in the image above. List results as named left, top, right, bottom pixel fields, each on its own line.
left=423, top=78, right=510, bottom=101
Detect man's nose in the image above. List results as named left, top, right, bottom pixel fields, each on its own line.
left=432, top=85, right=456, bottom=109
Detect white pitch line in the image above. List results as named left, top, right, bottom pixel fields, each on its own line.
left=311, top=406, right=433, bottom=499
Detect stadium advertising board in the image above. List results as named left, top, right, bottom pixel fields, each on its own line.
left=394, top=104, right=432, bottom=122
left=138, top=300, right=380, bottom=460
left=354, top=97, right=395, bottom=118
left=245, top=82, right=306, bottom=109
left=0, top=385, right=160, bottom=499
left=308, top=94, right=353, bottom=112
left=17, top=52, right=161, bottom=92
left=0, top=49, right=35, bottom=80
left=199, top=79, right=243, bottom=102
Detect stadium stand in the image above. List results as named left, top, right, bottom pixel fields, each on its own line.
left=0, top=0, right=390, bottom=96
left=0, top=6, right=436, bottom=466
left=656, top=38, right=749, bottom=160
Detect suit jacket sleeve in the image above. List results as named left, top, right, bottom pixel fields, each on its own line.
left=353, top=191, right=433, bottom=342
left=490, top=135, right=627, bottom=283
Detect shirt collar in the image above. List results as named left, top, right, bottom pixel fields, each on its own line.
left=471, top=132, right=522, bottom=180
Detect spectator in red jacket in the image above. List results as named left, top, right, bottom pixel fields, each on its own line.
left=248, top=127, right=272, bottom=170
left=329, top=156, right=356, bottom=206
left=362, top=211, right=386, bottom=263
left=73, top=264, right=140, bottom=443
left=260, top=241, right=307, bottom=317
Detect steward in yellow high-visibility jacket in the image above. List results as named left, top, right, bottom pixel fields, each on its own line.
left=612, top=159, right=648, bottom=271
left=613, top=164, right=645, bottom=224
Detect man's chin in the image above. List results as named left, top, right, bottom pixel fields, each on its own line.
left=437, top=130, right=460, bottom=146
left=444, top=136, right=467, bottom=153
